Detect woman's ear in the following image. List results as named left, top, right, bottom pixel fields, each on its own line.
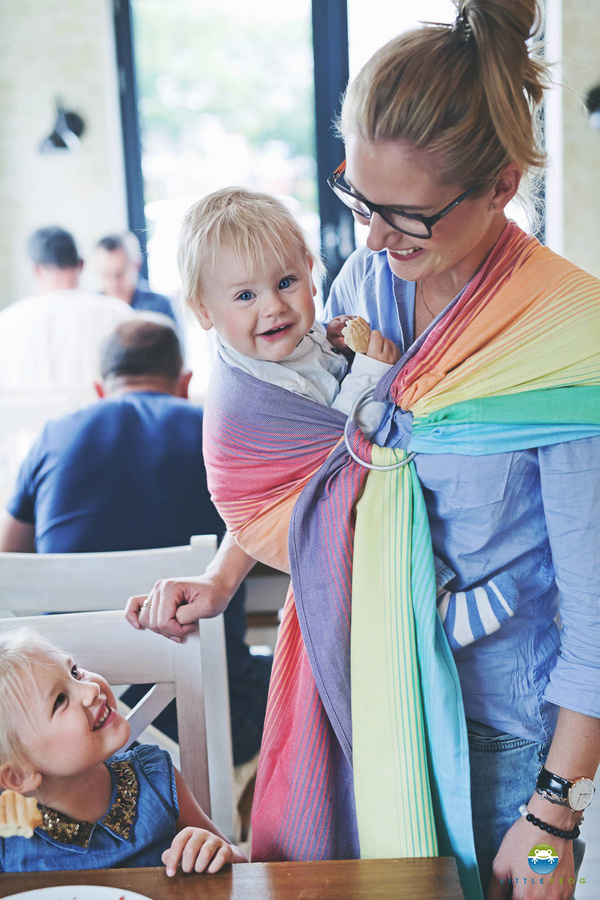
left=0, top=762, right=42, bottom=794
left=491, top=162, right=522, bottom=211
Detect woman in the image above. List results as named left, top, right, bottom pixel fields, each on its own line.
left=128, top=1, right=600, bottom=897
left=323, top=1, right=600, bottom=897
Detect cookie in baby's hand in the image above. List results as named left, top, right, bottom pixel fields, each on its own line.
left=0, top=790, right=42, bottom=838
left=341, top=316, right=370, bottom=354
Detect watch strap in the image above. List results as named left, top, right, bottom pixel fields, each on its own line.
left=537, top=766, right=572, bottom=798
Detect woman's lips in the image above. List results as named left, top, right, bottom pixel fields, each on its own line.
left=388, top=247, right=424, bottom=262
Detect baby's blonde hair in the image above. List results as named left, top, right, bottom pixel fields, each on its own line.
left=0, top=629, right=61, bottom=773
left=178, top=187, right=315, bottom=312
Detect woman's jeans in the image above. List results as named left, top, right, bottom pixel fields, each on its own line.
left=468, top=718, right=585, bottom=898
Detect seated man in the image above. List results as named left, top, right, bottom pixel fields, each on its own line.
left=95, top=232, right=179, bottom=327
left=0, top=318, right=271, bottom=767
left=0, top=226, right=136, bottom=396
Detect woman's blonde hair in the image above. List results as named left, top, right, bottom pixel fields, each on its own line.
left=178, top=187, right=315, bottom=312
left=0, top=629, right=60, bottom=774
left=340, top=0, right=549, bottom=192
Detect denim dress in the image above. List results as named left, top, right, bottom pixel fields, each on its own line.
left=0, top=745, right=179, bottom=872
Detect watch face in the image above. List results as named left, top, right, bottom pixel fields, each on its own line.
left=568, top=778, right=596, bottom=811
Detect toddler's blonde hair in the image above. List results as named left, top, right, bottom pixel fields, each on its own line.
left=0, top=629, right=61, bottom=774
left=178, top=187, right=315, bottom=312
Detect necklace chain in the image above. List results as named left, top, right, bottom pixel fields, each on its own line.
left=418, top=280, right=437, bottom=320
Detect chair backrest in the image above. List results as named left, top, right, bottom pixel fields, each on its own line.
left=0, top=609, right=237, bottom=839
left=0, top=535, right=217, bottom=615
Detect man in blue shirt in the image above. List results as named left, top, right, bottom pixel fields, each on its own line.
left=0, top=318, right=271, bottom=766
left=95, top=232, right=179, bottom=326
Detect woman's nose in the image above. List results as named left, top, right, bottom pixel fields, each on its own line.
left=365, top=212, right=396, bottom=253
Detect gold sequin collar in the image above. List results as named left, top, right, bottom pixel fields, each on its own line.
left=38, top=758, right=139, bottom=848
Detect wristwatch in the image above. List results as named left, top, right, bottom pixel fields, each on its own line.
left=536, top=766, right=596, bottom=812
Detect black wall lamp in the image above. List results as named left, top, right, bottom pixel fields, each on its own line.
left=584, top=84, right=600, bottom=131
left=39, top=100, right=85, bottom=153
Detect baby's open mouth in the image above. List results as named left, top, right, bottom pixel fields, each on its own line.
left=260, top=324, right=292, bottom=338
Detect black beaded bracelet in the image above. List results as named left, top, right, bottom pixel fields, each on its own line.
left=518, top=804, right=581, bottom=840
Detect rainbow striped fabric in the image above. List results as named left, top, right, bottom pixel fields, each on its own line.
left=202, top=221, right=600, bottom=900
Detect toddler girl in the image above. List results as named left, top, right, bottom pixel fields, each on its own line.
left=0, top=628, right=247, bottom=873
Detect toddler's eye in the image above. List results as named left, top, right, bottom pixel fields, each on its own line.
left=279, top=276, right=295, bottom=290
left=236, top=290, right=255, bottom=302
left=71, top=664, right=82, bottom=680
left=53, top=692, right=66, bottom=713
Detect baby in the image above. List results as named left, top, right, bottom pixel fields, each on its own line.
left=178, top=187, right=401, bottom=438
left=0, top=628, right=247, bottom=873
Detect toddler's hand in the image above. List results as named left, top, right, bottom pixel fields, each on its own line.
left=366, top=330, right=401, bottom=365
left=162, top=827, right=247, bottom=875
left=326, top=315, right=355, bottom=356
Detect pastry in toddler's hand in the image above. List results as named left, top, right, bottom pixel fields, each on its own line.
left=0, top=790, right=42, bottom=838
left=341, top=316, right=371, bottom=354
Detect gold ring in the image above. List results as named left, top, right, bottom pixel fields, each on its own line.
left=141, top=599, right=153, bottom=609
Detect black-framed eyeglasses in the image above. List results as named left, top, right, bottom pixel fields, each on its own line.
left=327, top=160, right=481, bottom=239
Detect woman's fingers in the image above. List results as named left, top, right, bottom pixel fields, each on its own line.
left=124, top=593, right=149, bottom=629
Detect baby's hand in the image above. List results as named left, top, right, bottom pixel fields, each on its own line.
left=326, top=315, right=356, bottom=356
left=367, top=330, right=401, bottom=365
left=162, top=827, right=247, bottom=875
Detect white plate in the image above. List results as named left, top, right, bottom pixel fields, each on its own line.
left=2, top=887, right=155, bottom=900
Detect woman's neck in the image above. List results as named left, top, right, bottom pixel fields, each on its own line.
left=415, top=216, right=508, bottom=337
left=34, top=761, right=113, bottom=824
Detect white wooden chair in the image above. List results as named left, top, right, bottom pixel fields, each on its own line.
left=0, top=609, right=237, bottom=840
left=0, top=534, right=216, bottom=615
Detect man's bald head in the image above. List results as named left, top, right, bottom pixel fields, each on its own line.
left=99, top=319, right=188, bottom=397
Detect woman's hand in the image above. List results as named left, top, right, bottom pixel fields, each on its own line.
left=162, top=826, right=248, bottom=875
left=488, top=805, right=576, bottom=899
left=124, top=575, right=230, bottom=643
left=124, top=532, right=257, bottom=642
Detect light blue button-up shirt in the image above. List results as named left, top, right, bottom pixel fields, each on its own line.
left=323, top=245, right=600, bottom=742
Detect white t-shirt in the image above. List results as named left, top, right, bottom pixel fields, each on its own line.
left=0, top=290, right=137, bottom=398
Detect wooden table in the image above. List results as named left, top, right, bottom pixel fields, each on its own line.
left=0, top=858, right=465, bottom=899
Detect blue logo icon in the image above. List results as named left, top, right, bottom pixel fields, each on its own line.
left=528, top=844, right=559, bottom=874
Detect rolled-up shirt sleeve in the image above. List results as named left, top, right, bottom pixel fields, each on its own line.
left=540, top=435, right=600, bottom=718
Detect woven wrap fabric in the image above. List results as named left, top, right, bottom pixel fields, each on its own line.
left=202, top=221, right=600, bottom=900
left=203, top=364, right=482, bottom=898
left=376, top=221, right=600, bottom=454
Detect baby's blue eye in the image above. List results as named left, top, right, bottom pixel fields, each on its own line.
left=237, top=291, right=254, bottom=302
left=71, top=664, right=82, bottom=680
left=279, top=277, right=294, bottom=290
